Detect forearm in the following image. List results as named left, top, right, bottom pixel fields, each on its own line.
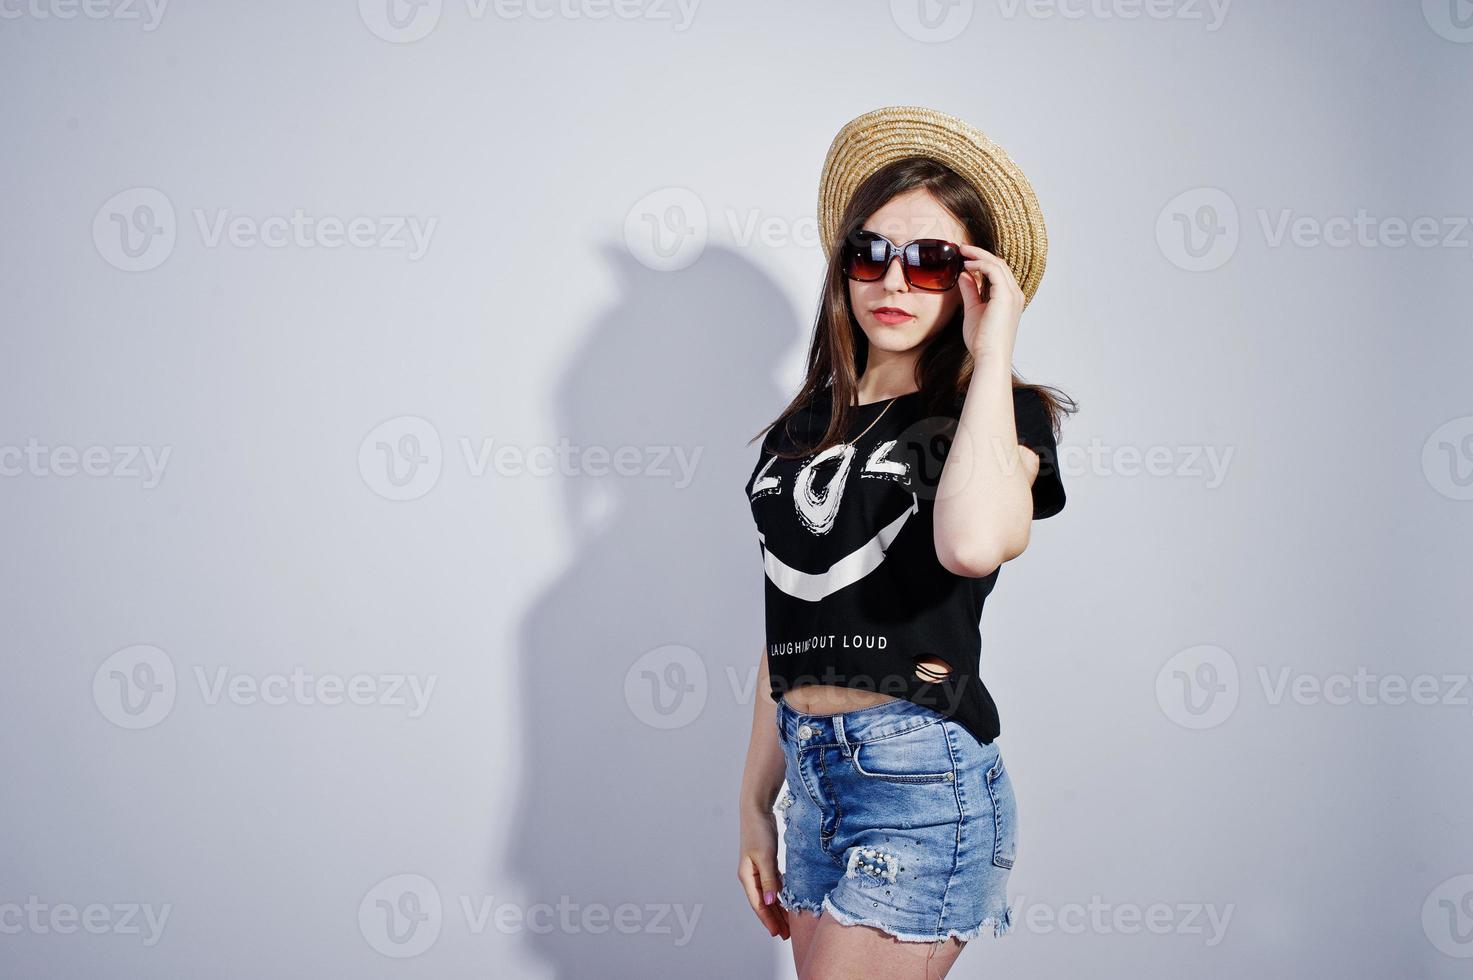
left=933, top=351, right=1034, bottom=575
left=739, top=645, right=785, bottom=816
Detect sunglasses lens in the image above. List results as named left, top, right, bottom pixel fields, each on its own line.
left=903, top=240, right=963, bottom=290
left=841, top=230, right=890, bottom=281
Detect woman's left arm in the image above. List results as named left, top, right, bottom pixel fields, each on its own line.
left=932, top=246, right=1040, bottom=578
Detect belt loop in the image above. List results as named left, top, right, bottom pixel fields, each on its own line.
left=833, top=715, right=849, bottom=754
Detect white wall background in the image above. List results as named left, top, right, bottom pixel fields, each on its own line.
left=2, top=1, right=1470, bottom=977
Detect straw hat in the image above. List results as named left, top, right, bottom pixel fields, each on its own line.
left=817, top=105, right=1049, bottom=306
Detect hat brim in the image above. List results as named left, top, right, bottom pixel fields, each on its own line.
left=818, top=105, right=1048, bottom=306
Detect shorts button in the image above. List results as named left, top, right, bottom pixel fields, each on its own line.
left=797, top=724, right=813, bottom=739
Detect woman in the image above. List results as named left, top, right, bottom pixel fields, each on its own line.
left=736, top=106, right=1074, bottom=979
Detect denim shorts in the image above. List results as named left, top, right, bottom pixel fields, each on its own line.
left=774, top=694, right=1019, bottom=944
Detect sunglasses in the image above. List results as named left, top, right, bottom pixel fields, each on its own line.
left=840, top=229, right=966, bottom=291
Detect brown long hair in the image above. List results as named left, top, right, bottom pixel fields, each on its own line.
left=750, top=157, right=1076, bottom=459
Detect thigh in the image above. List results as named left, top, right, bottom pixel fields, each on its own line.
left=801, top=915, right=965, bottom=980
left=787, top=907, right=822, bottom=976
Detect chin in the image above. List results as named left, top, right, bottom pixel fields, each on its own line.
left=861, top=320, right=927, bottom=351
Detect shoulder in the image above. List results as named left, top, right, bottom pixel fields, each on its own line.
left=761, top=391, right=832, bottom=455
left=1011, top=385, right=1057, bottom=438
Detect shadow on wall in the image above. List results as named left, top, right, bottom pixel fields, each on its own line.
left=497, top=241, right=799, bottom=978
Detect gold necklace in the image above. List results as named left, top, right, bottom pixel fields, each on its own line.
left=847, top=395, right=900, bottom=445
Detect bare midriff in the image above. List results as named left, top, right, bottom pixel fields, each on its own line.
left=781, top=656, right=953, bottom=714
left=782, top=684, right=901, bottom=715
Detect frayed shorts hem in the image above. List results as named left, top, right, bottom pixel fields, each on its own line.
left=816, top=894, right=1018, bottom=944
left=776, top=887, right=826, bottom=916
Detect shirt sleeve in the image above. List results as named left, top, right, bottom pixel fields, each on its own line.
left=1013, top=386, right=1066, bottom=520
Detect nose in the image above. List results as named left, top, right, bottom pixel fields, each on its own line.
left=882, top=254, right=908, bottom=291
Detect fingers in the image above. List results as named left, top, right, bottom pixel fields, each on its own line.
left=756, top=859, right=788, bottom=939
left=957, top=244, right=1024, bottom=306
left=737, top=855, right=790, bottom=940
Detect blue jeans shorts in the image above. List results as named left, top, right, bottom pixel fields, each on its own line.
left=774, top=694, right=1019, bottom=944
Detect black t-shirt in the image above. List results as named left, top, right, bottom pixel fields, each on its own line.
left=744, top=385, right=1065, bottom=747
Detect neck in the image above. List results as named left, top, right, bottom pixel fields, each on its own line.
left=856, top=351, right=921, bottom=402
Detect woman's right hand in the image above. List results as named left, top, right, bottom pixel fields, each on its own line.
left=737, top=806, right=789, bottom=941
